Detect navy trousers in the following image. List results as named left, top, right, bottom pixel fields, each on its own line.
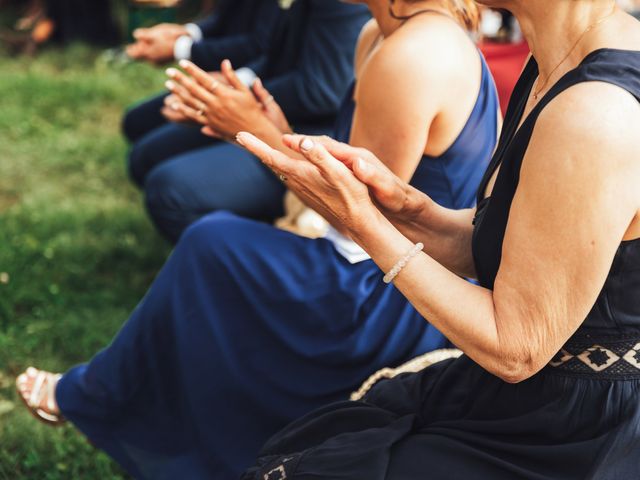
left=123, top=95, right=287, bottom=243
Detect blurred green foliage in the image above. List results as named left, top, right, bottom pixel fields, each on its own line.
left=0, top=44, right=171, bottom=478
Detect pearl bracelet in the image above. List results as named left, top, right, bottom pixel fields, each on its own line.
left=383, top=242, right=424, bottom=284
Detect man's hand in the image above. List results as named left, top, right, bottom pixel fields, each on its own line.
left=126, top=23, right=188, bottom=64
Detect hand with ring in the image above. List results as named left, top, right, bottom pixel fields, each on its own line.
left=236, top=132, right=384, bottom=237
left=165, top=59, right=284, bottom=142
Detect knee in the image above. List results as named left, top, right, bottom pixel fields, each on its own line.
left=143, top=165, right=196, bottom=242
left=122, top=106, right=143, bottom=144
left=127, top=139, right=151, bottom=187
left=179, top=212, right=244, bottom=256
left=144, top=165, right=179, bottom=214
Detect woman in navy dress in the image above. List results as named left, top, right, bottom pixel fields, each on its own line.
left=16, top=1, right=498, bottom=479
left=237, top=1, right=640, bottom=478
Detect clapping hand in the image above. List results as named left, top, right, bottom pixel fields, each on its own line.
left=252, top=78, right=292, bottom=134
left=165, top=59, right=290, bottom=140
left=236, top=132, right=384, bottom=236
left=238, top=133, right=426, bottom=227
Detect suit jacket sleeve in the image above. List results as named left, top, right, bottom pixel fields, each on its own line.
left=263, top=1, right=370, bottom=124
left=192, top=1, right=281, bottom=71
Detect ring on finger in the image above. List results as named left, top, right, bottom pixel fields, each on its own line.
left=278, top=173, right=288, bottom=182
left=196, top=103, right=207, bottom=116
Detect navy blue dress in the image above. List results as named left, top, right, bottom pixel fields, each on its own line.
left=241, top=50, right=640, bottom=480
left=55, top=57, right=499, bottom=479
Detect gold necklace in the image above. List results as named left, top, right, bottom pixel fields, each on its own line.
left=532, top=3, right=617, bottom=101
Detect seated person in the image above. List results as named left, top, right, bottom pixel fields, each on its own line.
left=129, top=0, right=370, bottom=243
left=231, top=2, right=640, bottom=479
left=15, top=0, right=499, bottom=478
left=8, top=0, right=118, bottom=47
left=123, top=0, right=282, bottom=144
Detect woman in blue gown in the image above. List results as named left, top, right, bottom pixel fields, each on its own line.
left=16, top=1, right=499, bottom=479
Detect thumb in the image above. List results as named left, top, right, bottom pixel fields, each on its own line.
left=252, top=78, right=272, bottom=105
left=352, top=158, right=405, bottom=212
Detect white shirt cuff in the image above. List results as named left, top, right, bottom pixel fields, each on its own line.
left=184, top=23, right=203, bottom=42
left=235, top=68, right=258, bottom=88
left=174, top=35, right=194, bottom=61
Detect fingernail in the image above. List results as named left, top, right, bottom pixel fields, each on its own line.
left=223, top=59, right=232, bottom=69
left=357, top=157, right=368, bottom=173
left=165, top=80, right=175, bottom=90
left=235, top=133, right=246, bottom=145
left=170, top=103, right=179, bottom=111
left=300, top=138, right=314, bottom=152
left=165, top=68, right=178, bottom=77
left=179, top=59, right=190, bottom=69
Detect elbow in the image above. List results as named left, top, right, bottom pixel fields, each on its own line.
left=492, top=351, right=545, bottom=384
left=495, top=365, right=535, bottom=384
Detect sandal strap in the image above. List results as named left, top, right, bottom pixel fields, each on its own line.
left=46, top=374, right=61, bottom=412
left=28, top=371, right=47, bottom=408
left=28, top=371, right=60, bottom=413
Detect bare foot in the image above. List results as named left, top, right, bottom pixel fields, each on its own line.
left=16, top=367, right=64, bottom=425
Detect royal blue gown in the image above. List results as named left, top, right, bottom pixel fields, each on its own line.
left=56, top=57, right=499, bottom=479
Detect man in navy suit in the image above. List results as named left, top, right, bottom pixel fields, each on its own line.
left=131, top=0, right=370, bottom=243
left=123, top=0, right=281, bottom=147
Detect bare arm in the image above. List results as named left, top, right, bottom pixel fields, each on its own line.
left=352, top=83, right=640, bottom=382
left=238, top=81, right=640, bottom=383
left=284, top=136, right=478, bottom=276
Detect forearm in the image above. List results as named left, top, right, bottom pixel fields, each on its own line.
left=352, top=212, right=527, bottom=383
left=387, top=190, right=477, bottom=277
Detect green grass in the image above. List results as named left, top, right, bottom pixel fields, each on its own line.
left=0, top=44, right=172, bottom=479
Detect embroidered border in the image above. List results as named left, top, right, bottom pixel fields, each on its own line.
left=546, top=332, right=640, bottom=379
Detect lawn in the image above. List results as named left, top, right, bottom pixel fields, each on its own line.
left=0, top=44, right=172, bottom=479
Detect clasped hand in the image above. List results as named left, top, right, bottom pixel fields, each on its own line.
left=235, top=132, right=426, bottom=240
left=165, top=59, right=290, bottom=141
left=127, top=23, right=187, bottom=64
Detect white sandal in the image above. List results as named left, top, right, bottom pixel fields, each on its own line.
left=16, top=367, right=65, bottom=426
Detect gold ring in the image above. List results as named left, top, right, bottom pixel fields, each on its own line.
left=278, top=173, right=287, bottom=182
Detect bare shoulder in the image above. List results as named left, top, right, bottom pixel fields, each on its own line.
left=357, top=18, right=381, bottom=50
left=520, top=81, right=640, bottom=228
left=360, top=15, right=476, bottom=92
left=354, top=19, right=381, bottom=75
left=534, top=81, right=640, bottom=172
